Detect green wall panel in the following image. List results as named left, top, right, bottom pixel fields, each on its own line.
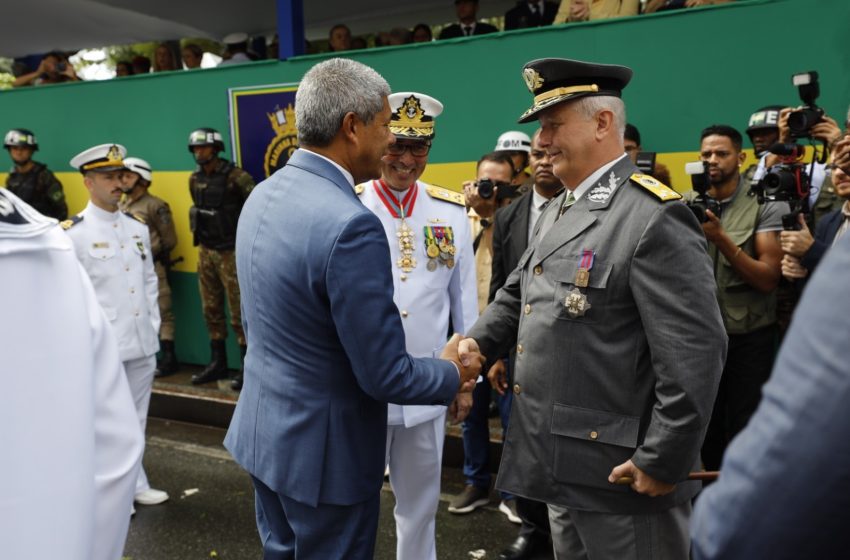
left=2, top=0, right=847, bottom=365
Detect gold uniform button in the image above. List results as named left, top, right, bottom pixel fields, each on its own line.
left=401, top=310, right=408, bottom=318
left=134, top=311, right=140, bottom=317
left=533, top=265, right=543, bottom=275
left=589, top=431, right=599, bottom=440
left=524, top=304, right=532, bottom=315
left=517, top=344, right=523, bottom=354
left=125, top=266, right=130, bottom=272
left=130, top=288, right=135, bottom=294
left=513, top=384, right=521, bottom=395
left=400, top=274, right=408, bottom=281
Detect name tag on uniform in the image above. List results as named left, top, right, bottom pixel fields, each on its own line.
left=92, top=242, right=110, bottom=249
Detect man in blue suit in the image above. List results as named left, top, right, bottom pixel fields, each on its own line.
left=691, top=232, right=850, bottom=560
left=224, top=58, right=483, bottom=560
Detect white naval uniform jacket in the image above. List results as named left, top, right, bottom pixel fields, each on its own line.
left=66, top=201, right=160, bottom=361
left=359, top=180, right=478, bottom=427
left=0, top=189, right=143, bottom=560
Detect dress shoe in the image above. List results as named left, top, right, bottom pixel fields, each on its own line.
left=135, top=488, right=170, bottom=505
left=498, top=534, right=547, bottom=560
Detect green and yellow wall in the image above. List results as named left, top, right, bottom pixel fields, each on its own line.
left=1, top=0, right=847, bottom=365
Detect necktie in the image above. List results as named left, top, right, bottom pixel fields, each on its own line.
left=559, top=191, right=577, bottom=216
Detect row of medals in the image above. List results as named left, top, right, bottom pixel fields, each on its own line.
left=396, top=219, right=456, bottom=273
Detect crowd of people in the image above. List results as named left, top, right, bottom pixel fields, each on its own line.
left=8, top=0, right=737, bottom=87
left=3, top=16, right=850, bottom=557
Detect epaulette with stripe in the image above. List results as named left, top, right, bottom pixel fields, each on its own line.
left=124, top=211, right=146, bottom=224
left=630, top=173, right=681, bottom=201
left=425, top=185, right=465, bottom=206
left=60, top=214, right=84, bottom=230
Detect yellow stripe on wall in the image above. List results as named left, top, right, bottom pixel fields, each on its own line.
left=0, top=149, right=763, bottom=274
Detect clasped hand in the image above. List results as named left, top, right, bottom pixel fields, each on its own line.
left=441, top=333, right=485, bottom=393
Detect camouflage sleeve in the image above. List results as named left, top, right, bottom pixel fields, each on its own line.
left=230, top=168, right=255, bottom=201
left=154, top=201, right=178, bottom=254
left=44, top=170, right=68, bottom=221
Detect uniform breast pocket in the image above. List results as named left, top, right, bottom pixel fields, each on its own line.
left=88, top=244, right=116, bottom=262
left=549, top=259, right=612, bottom=323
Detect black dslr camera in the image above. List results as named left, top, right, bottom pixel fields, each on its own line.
left=477, top=178, right=496, bottom=199
left=751, top=143, right=811, bottom=230
left=476, top=178, right=518, bottom=201
left=685, top=161, right=721, bottom=222
left=787, top=72, right=824, bottom=139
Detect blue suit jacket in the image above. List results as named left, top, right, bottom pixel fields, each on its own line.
left=224, top=149, right=459, bottom=507
left=800, top=207, right=844, bottom=273
left=691, top=233, right=850, bottom=559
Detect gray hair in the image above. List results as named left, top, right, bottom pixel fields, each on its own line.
left=571, top=95, right=627, bottom=140
left=295, top=58, right=391, bottom=147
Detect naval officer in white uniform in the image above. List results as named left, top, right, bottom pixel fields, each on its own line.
left=0, top=188, right=143, bottom=560
left=358, top=91, right=479, bottom=560
left=64, top=144, right=169, bottom=507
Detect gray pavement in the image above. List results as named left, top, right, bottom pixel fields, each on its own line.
left=124, top=418, right=554, bottom=560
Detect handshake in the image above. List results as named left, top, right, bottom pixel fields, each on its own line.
left=440, top=334, right=486, bottom=424
left=441, top=333, right=486, bottom=392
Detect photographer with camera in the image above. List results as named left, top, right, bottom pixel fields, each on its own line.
left=462, top=152, right=521, bottom=314
left=688, top=125, right=788, bottom=472
left=12, top=51, right=79, bottom=87
left=450, top=152, right=520, bottom=520
left=780, top=145, right=850, bottom=281
left=753, top=75, right=845, bottom=229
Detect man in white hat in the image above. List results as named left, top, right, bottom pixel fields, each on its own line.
left=357, top=91, right=478, bottom=560
left=119, top=157, right=179, bottom=377
left=64, top=143, right=170, bottom=508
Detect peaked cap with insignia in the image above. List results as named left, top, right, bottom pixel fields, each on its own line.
left=518, top=58, right=633, bottom=123
left=388, top=92, right=444, bottom=140
left=70, top=143, right=127, bottom=174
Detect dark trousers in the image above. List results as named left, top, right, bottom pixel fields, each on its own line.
left=462, top=375, right=511, bottom=494
left=702, top=325, right=778, bottom=471
left=252, top=476, right=380, bottom=560
left=517, top=495, right=551, bottom=539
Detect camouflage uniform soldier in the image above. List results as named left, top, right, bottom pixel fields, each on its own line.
left=4, top=129, right=68, bottom=220
left=187, top=128, right=254, bottom=389
left=119, top=157, right=180, bottom=376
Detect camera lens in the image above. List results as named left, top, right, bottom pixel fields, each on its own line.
left=763, top=169, right=797, bottom=194
left=788, top=108, right=823, bottom=137
left=477, top=178, right=494, bottom=199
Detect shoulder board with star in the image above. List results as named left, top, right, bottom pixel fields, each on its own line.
left=60, top=214, right=84, bottom=230
left=629, top=173, right=681, bottom=201
left=426, top=185, right=465, bottom=206
left=354, top=184, right=366, bottom=196
left=124, top=211, right=146, bottom=224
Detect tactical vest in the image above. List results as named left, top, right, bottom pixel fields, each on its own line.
left=7, top=163, right=52, bottom=217
left=189, top=161, right=242, bottom=250
left=710, top=179, right=776, bottom=334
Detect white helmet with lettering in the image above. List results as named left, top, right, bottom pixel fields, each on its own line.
left=123, top=157, right=152, bottom=182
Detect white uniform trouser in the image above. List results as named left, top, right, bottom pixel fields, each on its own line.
left=123, top=354, right=156, bottom=493
left=385, top=413, right=446, bottom=560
